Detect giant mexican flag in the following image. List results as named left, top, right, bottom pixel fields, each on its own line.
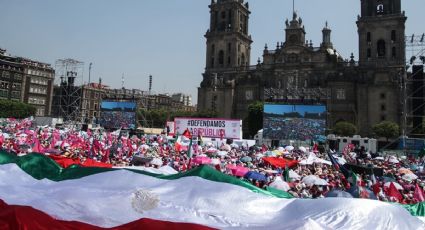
left=0, top=151, right=424, bottom=229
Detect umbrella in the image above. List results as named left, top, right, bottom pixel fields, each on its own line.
left=150, top=158, right=163, bottom=166
left=217, top=151, right=228, bottom=157
left=131, top=156, right=153, bottom=166
left=299, top=146, right=307, bottom=153
left=229, top=166, right=249, bottom=177
left=313, top=158, right=332, bottom=165
left=374, top=156, right=385, bottom=161
left=402, top=173, right=418, bottom=181
left=384, top=182, right=403, bottom=190
left=193, top=156, right=212, bottom=165
left=335, top=156, right=347, bottom=165
left=382, top=176, right=396, bottom=183
left=245, top=171, right=267, bottom=182
left=207, top=147, right=218, bottom=153
left=210, top=158, right=221, bottom=165
left=277, top=147, right=285, bottom=152
left=255, top=153, right=264, bottom=159
left=325, top=190, right=354, bottom=198
left=398, top=168, right=413, bottom=175
left=265, top=151, right=277, bottom=157
left=269, top=177, right=290, bottom=191
left=410, top=165, right=418, bottom=171
left=220, top=144, right=231, bottom=151
left=240, top=156, right=252, bottom=163
left=264, top=169, right=278, bottom=174
left=285, top=146, right=294, bottom=151
left=302, top=175, right=328, bottom=186
left=388, top=156, right=399, bottom=164
left=273, top=150, right=283, bottom=156
left=289, top=170, right=301, bottom=180
left=347, top=186, right=377, bottom=199
left=230, top=143, right=239, bottom=148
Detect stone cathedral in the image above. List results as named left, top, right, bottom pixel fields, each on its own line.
left=197, top=0, right=406, bottom=136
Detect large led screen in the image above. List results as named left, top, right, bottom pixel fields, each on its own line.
left=263, top=104, right=326, bottom=141
left=99, top=101, right=137, bottom=129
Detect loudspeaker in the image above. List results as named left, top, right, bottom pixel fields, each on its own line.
left=412, top=65, right=424, bottom=134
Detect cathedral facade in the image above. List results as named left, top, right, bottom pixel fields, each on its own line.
left=198, top=0, right=406, bottom=136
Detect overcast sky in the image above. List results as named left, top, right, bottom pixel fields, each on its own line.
left=1, top=0, right=424, bottom=104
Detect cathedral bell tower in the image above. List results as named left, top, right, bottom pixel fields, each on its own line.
left=284, top=12, right=306, bottom=47
left=204, top=0, right=252, bottom=72
left=198, top=0, right=252, bottom=118
left=357, top=0, right=406, bottom=66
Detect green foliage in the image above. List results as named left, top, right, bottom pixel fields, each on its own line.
left=137, top=109, right=217, bottom=128
left=372, top=121, right=399, bottom=141
left=0, top=100, right=36, bottom=118
left=333, top=121, right=357, bottom=137
left=244, top=101, right=264, bottom=138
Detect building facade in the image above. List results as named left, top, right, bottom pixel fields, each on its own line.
left=21, top=59, right=55, bottom=116
left=53, top=80, right=197, bottom=123
left=0, top=49, right=54, bottom=116
left=171, top=93, right=193, bottom=106
left=198, top=0, right=406, bottom=136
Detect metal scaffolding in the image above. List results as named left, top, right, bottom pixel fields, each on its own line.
left=402, top=34, right=425, bottom=139
left=53, top=59, right=84, bottom=122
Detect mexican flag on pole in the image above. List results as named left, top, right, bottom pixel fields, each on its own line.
left=0, top=151, right=424, bottom=229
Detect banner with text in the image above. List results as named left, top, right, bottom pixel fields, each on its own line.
left=174, top=117, right=242, bottom=139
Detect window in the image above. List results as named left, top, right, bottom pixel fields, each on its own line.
left=336, top=89, right=346, bottom=100
left=245, top=90, right=253, bottom=100
left=0, top=90, right=7, bottom=98
left=392, top=47, right=396, bottom=58
left=227, top=10, right=232, bottom=26
left=367, top=32, right=371, bottom=42
left=381, top=115, right=386, bottom=121
left=381, top=104, right=386, bottom=111
left=367, top=48, right=371, bottom=58
left=2, top=71, right=10, bottom=78
left=380, top=93, right=386, bottom=99
left=377, top=40, right=386, bottom=57
left=391, top=30, right=396, bottom=42
left=377, top=4, right=384, bottom=14
left=218, top=50, right=224, bottom=65
left=36, top=108, right=45, bottom=116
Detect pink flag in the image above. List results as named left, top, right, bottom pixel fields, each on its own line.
left=32, top=138, right=44, bottom=153
left=414, top=184, right=425, bottom=202
left=386, top=182, right=403, bottom=202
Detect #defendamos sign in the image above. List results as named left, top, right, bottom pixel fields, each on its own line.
left=174, top=117, right=242, bottom=139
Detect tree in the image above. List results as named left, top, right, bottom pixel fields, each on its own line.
left=372, top=121, right=399, bottom=141
left=333, top=121, right=357, bottom=137
left=137, top=109, right=217, bottom=128
left=244, top=101, right=264, bottom=138
left=0, top=99, right=36, bottom=118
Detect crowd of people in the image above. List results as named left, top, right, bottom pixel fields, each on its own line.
left=263, top=116, right=326, bottom=141
left=1, top=118, right=425, bottom=205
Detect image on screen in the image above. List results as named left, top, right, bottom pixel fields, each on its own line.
left=263, top=104, right=326, bottom=141
left=100, top=101, right=137, bottom=129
